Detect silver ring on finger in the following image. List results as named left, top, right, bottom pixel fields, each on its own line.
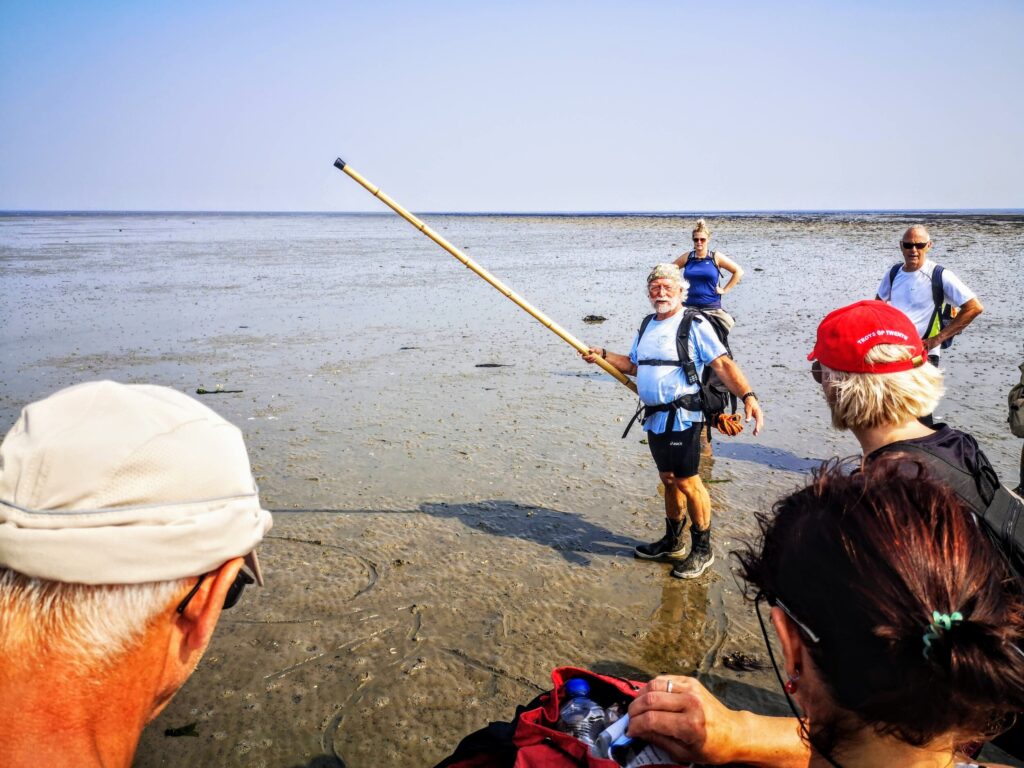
left=666, top=680, right=673, bottom=694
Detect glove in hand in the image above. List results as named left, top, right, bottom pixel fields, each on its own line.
left=715, top=412, right=744, bottom=436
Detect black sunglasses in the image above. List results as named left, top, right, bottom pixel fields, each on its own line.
left=811, top=360, right=823, bottom=384
left=900, top=241, right=929, bottom=250
left=176, top=569, right=255, bottom=615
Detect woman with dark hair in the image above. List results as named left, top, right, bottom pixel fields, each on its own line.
left=627, top=460, right=1024, bottom=767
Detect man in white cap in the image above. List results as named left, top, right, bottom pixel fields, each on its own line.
left=0, top=381, right=273, bottom=767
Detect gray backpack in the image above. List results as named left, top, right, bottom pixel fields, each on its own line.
left=1010, top=362, right=1024, bottom=439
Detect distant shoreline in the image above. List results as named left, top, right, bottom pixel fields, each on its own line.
left=3, top=208, right=1023, bottom=217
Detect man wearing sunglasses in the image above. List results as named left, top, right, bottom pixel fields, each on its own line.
left=0, top=381, right=273, bottom=768
left=875, top=224, right=983, bottom=369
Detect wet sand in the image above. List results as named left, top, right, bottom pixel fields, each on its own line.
left=2, top=212, right=1022, bottom=766
left=137, top=507, right=783, bottom=767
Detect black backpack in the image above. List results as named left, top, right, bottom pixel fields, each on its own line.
left=873, top=438, right=1024, bottom=582
left=887, top=263, right=955, bottom=350
left=1009, top=361, right=1024, bottom=439
left=622, top=309, right=737, bottom=440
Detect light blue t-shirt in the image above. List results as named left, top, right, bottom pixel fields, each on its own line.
left=629, top=311, right=729, bottom=434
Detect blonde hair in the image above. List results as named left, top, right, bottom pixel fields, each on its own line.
left=692, top=219, right=712, bottom=238
left=0, top=569, right=187, bottom=673
left=824, top=344, right=944, bottom=430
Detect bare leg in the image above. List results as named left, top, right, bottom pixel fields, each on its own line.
left=659, top=471, right=687, bottom=523
left=677, top=474, right=711, bottom=530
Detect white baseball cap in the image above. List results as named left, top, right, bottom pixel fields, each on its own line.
left=0, top=381, right=273, bottom=585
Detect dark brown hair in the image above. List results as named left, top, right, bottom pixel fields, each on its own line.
left=737, top=458, right=1024, bottom=749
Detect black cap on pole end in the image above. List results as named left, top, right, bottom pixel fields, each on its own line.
left=334, top=158, right=346, bottom=170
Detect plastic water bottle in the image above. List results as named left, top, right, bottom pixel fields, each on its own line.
left=558, top=678, right=606, bottom=751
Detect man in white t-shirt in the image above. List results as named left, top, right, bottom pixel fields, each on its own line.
left=875, top=224, right=984, bottom=368
left=580, top=264, right=763, bottom=580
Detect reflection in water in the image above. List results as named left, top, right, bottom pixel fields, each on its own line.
left=637, top=445, right=721, bottom=676
left=637, top=577, right=712, bottom=676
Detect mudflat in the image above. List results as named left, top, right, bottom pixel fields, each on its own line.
left=2, top=212, right=1021, bottom=767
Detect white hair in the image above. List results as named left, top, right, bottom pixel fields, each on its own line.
left=0, top=569, right=187, bottom=673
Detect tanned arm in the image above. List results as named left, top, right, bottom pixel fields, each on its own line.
left=627, top=676, right=810, bottom=768
left=581, top=347, right=637, bottom=377
left=710, top=354, right=764, bottom=436
left=715, top=253, right=744, bottom=295
left=924, top=297, right=983, bottom=351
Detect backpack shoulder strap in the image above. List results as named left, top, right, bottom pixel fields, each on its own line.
left=635, top=313, right=685, bottom=367
left=888, top=263, right=901, bottom=289
left=675, top=310, right=703, bottom=386
left=931, top=264, right=945, bottom=310
left=923, top=264, right=946, bottom=340
left=981, top=485, right=1024, bottom=581
left=675, top=310, right=699, bottom=366
left=637, top=313, right=655, bottom=341
left=711, top=250, right=724, bottom=278
left=872, top=440, right=993, bottom=510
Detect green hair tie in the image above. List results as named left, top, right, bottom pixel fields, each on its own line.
left=922, top=610, right=963, bottom=660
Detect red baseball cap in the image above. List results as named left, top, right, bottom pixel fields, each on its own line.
left=807, top=300, right=926, bottom=373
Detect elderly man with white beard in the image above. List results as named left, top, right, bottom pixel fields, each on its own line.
left=582, top=263, right=764, bottom=580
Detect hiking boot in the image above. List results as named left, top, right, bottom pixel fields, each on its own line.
left=671, top=527, right=714, bottom=579
left=634, top=517, right=686, bottom=561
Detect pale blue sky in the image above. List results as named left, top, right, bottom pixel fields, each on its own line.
left=1, top=1, right=1022, bottom=212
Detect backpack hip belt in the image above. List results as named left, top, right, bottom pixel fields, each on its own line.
left=622, top=393, right=703, bottom=438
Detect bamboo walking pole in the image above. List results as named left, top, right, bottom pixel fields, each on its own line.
left=334, top=158, right=637, bottom=393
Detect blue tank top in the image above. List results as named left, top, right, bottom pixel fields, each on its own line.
left=683, top=252, right=722, bottom=309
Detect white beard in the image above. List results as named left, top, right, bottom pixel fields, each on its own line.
left=649, top=295, right=682, bottom=315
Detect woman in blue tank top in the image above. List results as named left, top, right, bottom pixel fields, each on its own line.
left=672, top=219, right=744, bottom=310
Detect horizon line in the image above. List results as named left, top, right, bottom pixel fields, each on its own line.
left=2, top=207, right=1023, bottom=217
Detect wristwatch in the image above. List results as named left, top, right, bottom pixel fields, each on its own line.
left=741, top=391, right=758, bottom=403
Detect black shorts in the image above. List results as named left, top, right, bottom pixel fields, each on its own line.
left=647, top=423, right=702, bottom=478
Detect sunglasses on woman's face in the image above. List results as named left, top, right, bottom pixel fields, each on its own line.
left=811, top=360, right=823, bottom=384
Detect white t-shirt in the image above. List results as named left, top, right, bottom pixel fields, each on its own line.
left=629, top=311, right=728, bottom=434
left=876, top=260, right=975, bottom=356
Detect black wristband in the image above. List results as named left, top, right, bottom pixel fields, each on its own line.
left=601, top=348, right=607, bottom=359
left=741, top=391, right=757, bottom=402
